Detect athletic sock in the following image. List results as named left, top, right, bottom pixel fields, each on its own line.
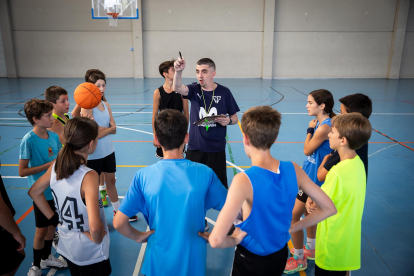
left=99, top=184, right=106, bottom=191
left=112, top=201, right=120, bottom=212
left=42, top=239, right=53, bottom=260
left=33, top=247, right=43, bottom=268
left=294, top=248, right=304, bottom=260
left=307, top=238, right=316, bottom=251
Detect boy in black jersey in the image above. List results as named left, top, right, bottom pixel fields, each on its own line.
left=152, top=60, right=189, bottom=159
left=317, top=93, right=372, bottom=182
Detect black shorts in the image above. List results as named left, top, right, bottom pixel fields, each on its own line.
left=0, top=229, right=25, bottom=275
left=87, top=152, right=116, bottom=175
left=33, top=199, right=56, bottom=228
left=64, top=257, right=111, bottom=276
left=297, top=189, right=308, bottom=203
left=186, top=149, right=228, bottom=189
left=315, top=264, right=346, bottom=276
left=232, top=244, right=288, bottom=276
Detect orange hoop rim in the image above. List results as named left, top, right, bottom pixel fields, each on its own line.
left=107, top=13, right=119, bottom=19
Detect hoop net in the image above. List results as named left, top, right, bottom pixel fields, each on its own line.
left=107, top=13, right=119, bottom=27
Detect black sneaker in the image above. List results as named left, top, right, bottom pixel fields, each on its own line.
left=205, top=220, right=209, bottom=231
left=129, top=215, right=138, bottom=222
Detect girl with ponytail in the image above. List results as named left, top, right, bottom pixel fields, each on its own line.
left=284, top=89, right=335, bottom=274
left=29, top=117, right=112, bottom=276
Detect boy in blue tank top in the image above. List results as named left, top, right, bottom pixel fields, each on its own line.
left=199, top=106, right=337, bottom=276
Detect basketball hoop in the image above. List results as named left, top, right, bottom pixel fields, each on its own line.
left=107, top=13, right=119, bottom=27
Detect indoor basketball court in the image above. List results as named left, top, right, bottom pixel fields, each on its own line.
left=0, top=1, right=413, bottom=276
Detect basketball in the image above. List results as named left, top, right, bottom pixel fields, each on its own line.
left=74, top=82, right=102, bottom=109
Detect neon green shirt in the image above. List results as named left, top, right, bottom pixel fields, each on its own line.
left=315, top=155, right=366, bottom=271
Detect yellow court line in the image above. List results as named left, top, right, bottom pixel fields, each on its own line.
left=237, top=121, right=243, bottom=134
left=2, top=164, right=251, bottom=168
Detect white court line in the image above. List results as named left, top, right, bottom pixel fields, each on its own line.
left=368, top=144, right=398, bottom=157
left=112, top=112, right=152, bottom=114
left=116, top=126, right=247, bottom=173
left=205, top=217, right=216, bottom=226
left=117, top=126, right=154, bottom=136
left=133, top=226, right=150, bottom=276
left=2, top=113, right=414, bottom=119
left=226, top=160, right=245, bottom=172
left=367, top=142, right=413, bottom=157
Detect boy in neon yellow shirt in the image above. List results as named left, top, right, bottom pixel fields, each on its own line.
left=306, top=113, right=372, bottom=275
left=45, top=86, right=70, bottom=145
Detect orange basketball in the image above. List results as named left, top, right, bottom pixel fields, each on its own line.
left=74, top=83, right=102, bottom=109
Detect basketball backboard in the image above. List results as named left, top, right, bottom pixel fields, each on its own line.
left=92, top=0, right=138, bottom=19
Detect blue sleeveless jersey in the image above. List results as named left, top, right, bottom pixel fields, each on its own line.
left=236, top=162, right=298, bottom=256
left=302, top=118, right=332, bottom=186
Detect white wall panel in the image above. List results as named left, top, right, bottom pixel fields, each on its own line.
left=14, top=31, right=134, bottom=77
left=143, top=31, right=262, bottom=78
left=400, top=32, right=414, bottom=78
left=11, top=0, right=132, bottom=31
left=272, top=32, right=392, bottom=78
left=0, top=27, right=7, bottom=77
left=274, top=0, right=397, bottom=31
left=406, top=0, right=414, bottom=32
left=142, top=0, right=264, bottom=31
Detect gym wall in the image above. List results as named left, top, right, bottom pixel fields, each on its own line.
left=1, top=0, right=413, bottom=78
left=401, top=1, right=414, bottom=78
left=0, top=27, right=7, bottom=77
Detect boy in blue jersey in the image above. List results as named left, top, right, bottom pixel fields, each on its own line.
left=199, top=106, right=337, bottom=276
left=114, top=109, right=229, bottom=276
left=18, top=99, right=67, bottom=276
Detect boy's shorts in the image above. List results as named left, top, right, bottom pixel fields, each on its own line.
left=33, top=199, right=56, bottom=228
left=231, top=244, right=288, bottom=276
left=64, top=256, right=111, bottom=276
left=315, top=264, right=346, bottom=276
left=297, top=189, right=308, bottom=203
left=0, top=229, right=25, bottom=274
left=87, top=152, right=116, bottom=175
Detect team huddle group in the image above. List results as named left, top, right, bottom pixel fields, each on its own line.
left=0, top=56, right=373, bottom=276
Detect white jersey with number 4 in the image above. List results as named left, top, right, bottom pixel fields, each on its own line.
left=50, top=163, right=110, bottom=266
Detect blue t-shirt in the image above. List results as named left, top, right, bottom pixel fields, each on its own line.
left=237, top=162, right=298, bottom=256
left=184, top=83, right=240, bottom=152
left=302, top=118, right=332, bottom=186
left=19, top=130, right=61, bottom=200
left=119, top=159, right=227, bottom=276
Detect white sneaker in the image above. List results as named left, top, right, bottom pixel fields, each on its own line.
left=28, top=266, right=41, bottom=276
left=40, top=254, right=68, bottom=269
